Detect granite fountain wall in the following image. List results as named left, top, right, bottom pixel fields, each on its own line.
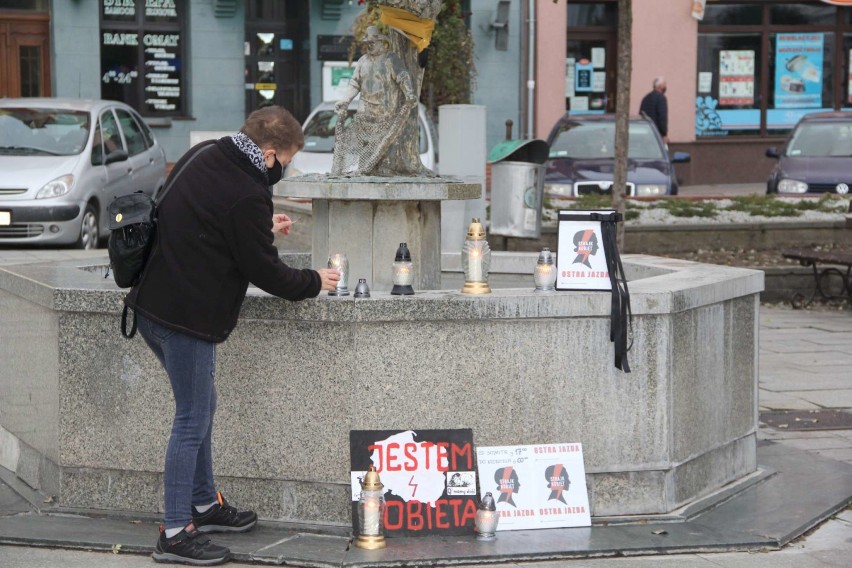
left=0, top=254, right=762, bottom=522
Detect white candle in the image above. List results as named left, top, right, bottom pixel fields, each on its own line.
left=362, top=497, right=380, bottom=535
left=468, top=246, right=482, bottom=282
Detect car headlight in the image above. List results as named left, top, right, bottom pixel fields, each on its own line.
left=777, top=179, right=808, bottom=193
left=35, top=174, right=75, bottom=199
left=635, top=184, right=666, bottom=196
left=543, top=183, right=572, bottom=197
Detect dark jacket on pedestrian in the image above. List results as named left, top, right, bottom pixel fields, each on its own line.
left=125, top=137, right=321, bottom=343
left=639, top=90, right=668, bottom=137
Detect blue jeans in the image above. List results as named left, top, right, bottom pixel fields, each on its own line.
left=138, top=314, right=218, bottom=530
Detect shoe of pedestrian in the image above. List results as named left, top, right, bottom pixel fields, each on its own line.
left=192, top=491, right=258, bottom=533
left=152, top=523, right=231, bottom=565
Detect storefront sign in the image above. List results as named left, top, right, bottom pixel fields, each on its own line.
left=719, top=50, right=754, bottom=106
left=143, top=33, right=181, bottom=112
left=556, top=210, right=612, bottom=291
left=774, top=33, right=824, bottom=109
left=475, top=444, right=591, bottom=531
left=350, top=429, right=477, bottom=536
left=317, top=34, right=355, bottom=61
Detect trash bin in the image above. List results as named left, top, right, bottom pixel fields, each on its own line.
left=488, top=138, right=549, bottom=238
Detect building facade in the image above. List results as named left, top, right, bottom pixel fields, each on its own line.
left=3, top=0, right=847, bottom=184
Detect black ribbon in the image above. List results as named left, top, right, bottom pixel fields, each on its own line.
left=590, top=212, right=633, bottom=373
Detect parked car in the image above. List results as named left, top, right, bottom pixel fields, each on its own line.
left=285, top=101, right=437, bottom=176
left=0, top=98, right=167, bottom=249
left=765, top=112, right=852, bottom=195
left=543, top=113, right=689, bottom=198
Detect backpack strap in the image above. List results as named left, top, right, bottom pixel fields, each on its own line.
left=121, top=304, right=138, bottom=339
left=154, top=143, right=214, bottom=206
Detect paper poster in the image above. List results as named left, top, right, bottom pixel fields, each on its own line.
left=350, top=429, right=477, bottom=536
left=698, top=72, right=713, bottom=93
left=774, top=33, right=824, bottom=108
left=570, top=96, right=588, bottom=112
left=575, top=61, right=593, bottom=92
left=556, top=210, right=613, bottom=291
left=591, top=47, right=605, bottom=69
left=592, top=71, right=606, bottom=93
left=322, top=62, right=354, bottom=102
left=566, top=58, right=575, bottom=97
left=719, top=50, right=754, bottom=105
left=476, top=444, right=591, bottom=531
left=691, top=0, right=707, bottom=20
left=848, top=49, right=852, bottom=104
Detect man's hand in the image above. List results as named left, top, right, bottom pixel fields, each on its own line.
left=317, top=268, right=341, bottom=292
left=272, top=213, right=295, bottom=236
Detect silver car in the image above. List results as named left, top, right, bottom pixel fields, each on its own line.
left=0, top=98, right=167, bottom=249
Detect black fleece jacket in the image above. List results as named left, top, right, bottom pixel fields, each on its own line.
left=125, top=137, right=321, bottom=343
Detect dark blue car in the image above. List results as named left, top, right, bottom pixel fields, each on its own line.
left=543, top=113, right=689, bottom=198
left=766, top=112, right=852, bottom=195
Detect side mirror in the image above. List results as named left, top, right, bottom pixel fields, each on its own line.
left=105, top=148, right=129, bottom=164
left=671, top=151, right=691, bottom=164
left=765, top=147, right=780, bottom=159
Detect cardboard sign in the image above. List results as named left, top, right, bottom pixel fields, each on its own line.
left=556, top=210, right=613, bottom=291
left=476, top=444, right=591, bottom=530
left=350, top=429, right=477, bottom=536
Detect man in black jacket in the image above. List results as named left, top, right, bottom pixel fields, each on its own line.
left=639, top=77, right=668, bottom=145
left=126, top=106, right=339, bottom=565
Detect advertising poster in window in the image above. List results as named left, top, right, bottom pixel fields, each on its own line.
left=774, top=33, right=824, bottom=108
left=848, top=49, right=852, bottom=104
left=719, top=50, right=754, bottom=106
left=350, top=429, right=477, bottom=537
left=475, top=444, right=591, bottom=531
left=575, top=60, right=593, bottom=92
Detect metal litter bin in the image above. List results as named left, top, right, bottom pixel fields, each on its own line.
left=488, top=137, right=549, bottom=238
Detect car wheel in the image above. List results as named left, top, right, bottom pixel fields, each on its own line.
left=75, top=203, right=99, bottom=250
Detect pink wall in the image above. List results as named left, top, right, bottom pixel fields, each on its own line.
left=630, top=0, right=697, bottom=142
left=533, top=0, right=698, bottom=143
left=535, top=0, right=567, bottom=140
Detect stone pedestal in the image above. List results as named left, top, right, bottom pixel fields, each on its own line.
left=275, top=177, right=480, bottom=292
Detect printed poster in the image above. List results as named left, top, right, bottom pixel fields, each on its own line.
left=350, top=429, right=477, bottom=536
left=719, top=50, right=754, bottom=105
left=698, top=72, right=713, bottom=93
left=575, top=60, right=593, bottom=92
left=556, top=210, right=613, bottom=292
left=774, top=33, right=824, bottom=108
left=476, top=444, right=591, bottom=531
left=591, top=47, right=605, bottom=69
left=565, top=58, right=575, bottom=97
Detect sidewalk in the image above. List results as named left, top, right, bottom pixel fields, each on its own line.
left=0, top=250, right=850, bottom=567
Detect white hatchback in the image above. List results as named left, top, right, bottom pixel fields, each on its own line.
left=0, top=98, right=167, bottom=249
left=285, top=101, right=438, bottom=177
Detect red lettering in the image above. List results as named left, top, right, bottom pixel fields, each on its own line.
left=436, top=442, right=449, bottom=472
left=404, top=443, right=418, bottom=470
left=450, top=442, right=473, bottom=470
left=407, top=500, right=424, bottom=531
left=384, top=500, right=404, bottom=530
left=435, top=499, right=450, bottom=529
left=449, top=498, right=463, bottom=525
left=421, top=441, right=435, bottom=469
left=460, top=499, right=477, bottom=526
left=367, top=444, right=383, bottom=471
left=386, top=442, right=401, bottom=471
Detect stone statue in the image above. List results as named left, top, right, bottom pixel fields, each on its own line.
left=331, top=0, right=442, bottom=177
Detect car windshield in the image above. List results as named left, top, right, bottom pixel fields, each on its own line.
left=548, top=121, right=665, bottom=160
left=0, top=107, right=91, bottom=156
left=786, top=121, right=852, bottom=157
left=302, top=108, right=430, bottom=154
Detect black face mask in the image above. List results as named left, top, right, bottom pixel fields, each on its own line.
left=267, top=159, right=283, bottom=185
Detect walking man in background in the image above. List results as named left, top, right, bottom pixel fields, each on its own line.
left=640, top=77, right=668, bottom=146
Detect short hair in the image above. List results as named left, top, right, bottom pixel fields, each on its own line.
left=240, top=106, right=304, bottom=151
left=653, top=77, right=666, bottom=89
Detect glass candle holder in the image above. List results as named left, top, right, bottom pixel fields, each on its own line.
left=461, top=218, right=492, bottom=295
left=354, top=278, right=371, bottom=298
left=355, top=465, right=386, bottom=549
left=391, top=243, right=414, bottom=296
left=474, top=492, right=499, bottom=540
left=534, top=247, right=557, bottom=293
left=327, top=253, right=349, bottom=296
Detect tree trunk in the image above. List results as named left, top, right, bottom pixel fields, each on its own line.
left=612, top=0, right=632, bottom=249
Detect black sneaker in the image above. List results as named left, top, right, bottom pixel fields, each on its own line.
left=192, top=491, right=258, bottom=533
left=152, top=523, right=231, bottom=565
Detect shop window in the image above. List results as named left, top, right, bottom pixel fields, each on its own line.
left=0, top=0, right=49, bottom=9
left=100, top=0, right=186, bottom=117
left=767, top=32, right=834, bottom=135
left=843, top=34, right=852, bottom=108
left=769, top=3, right=835, bottom=26
left=696, top=34, right=761, bottom=136
left=567, top=3, right=616, bottom=27
left=701, top=4, right=762, bottom=26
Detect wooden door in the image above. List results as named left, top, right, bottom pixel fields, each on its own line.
left=0, top=13, right=51, bottom=98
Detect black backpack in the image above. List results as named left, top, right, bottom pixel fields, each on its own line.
left=106, top=144, right=213, bottom=336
